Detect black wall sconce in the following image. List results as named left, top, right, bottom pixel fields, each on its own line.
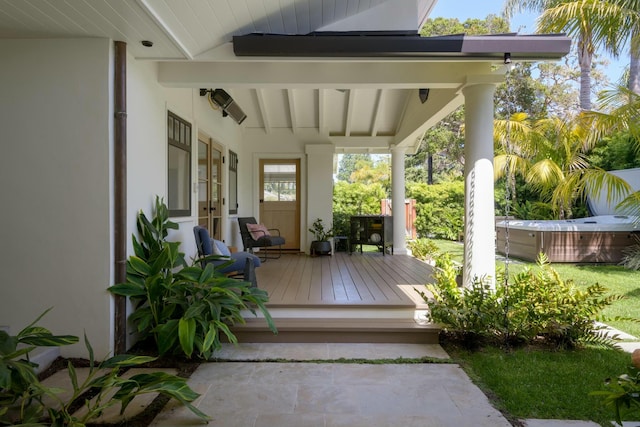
left=199, top=88, right=247, bottom=125
left=419, top=88, right=430, bottom=104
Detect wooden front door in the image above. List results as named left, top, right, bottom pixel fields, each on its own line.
left=259, top=159, right=300, bottom=251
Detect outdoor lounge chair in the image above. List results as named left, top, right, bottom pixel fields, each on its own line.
left=193, top=225, right=259, bottom=287
left=237, top=217, right=285, bottom=262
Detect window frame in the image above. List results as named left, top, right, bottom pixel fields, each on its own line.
left=167, top=111, right=192, bottom=217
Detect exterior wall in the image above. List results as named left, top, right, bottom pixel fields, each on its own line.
left=0, top=38, right=334, bottom=358
left=0, top=39, right=113, bottom=358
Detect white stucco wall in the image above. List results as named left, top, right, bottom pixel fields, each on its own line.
left=0, top=39, right=113, bottom=358
left=0, top=38, right=330, bottom=358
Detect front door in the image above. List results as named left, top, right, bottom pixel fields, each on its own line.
left=197, top=133, right=223, bottom=240
left=259, top=159, right=300, bottom=251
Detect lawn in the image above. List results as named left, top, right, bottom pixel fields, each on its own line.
left=432, top=239, right=640, bottom=338
left=446, top=345, right=638, bottom=426
left=429, top=238, right=640, bottom=426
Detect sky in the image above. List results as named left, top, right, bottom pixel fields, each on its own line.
left=429, top=0, right=627, bottom=83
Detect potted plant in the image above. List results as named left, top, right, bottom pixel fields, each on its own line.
left=309, top=218, right=333, bottom=256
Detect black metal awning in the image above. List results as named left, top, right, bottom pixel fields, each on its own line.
left=233, top=31, right=571, bottom=61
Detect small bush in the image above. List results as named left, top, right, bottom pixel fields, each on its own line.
left=419, top=253, right=623, bottom=349
left=407, top=238, right=440, bottom=262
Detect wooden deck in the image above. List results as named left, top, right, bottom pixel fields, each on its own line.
left=235, top=252, right=440, bottom=344
left=256, top=252, right=433, bottom=309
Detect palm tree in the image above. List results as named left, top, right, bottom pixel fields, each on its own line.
left=494, top=112, right=631, bottom=218
left=538, top=0, right=640, bottom=95
left=504, top=0, right=637, bottom=109
left=588, top=84, right=640, bottom=214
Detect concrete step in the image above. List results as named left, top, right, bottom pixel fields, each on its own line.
left=230, top=317, right=440, bottom=345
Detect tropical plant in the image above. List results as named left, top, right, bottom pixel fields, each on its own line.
left=504, top=0, right=623, bottom=110
left=308, top=218, right=333, bottom=242
left=494, top=112, right=632, bottom=219
left=0, top=309, right=208, bottom=426
left=539, top=0, right=640, bottom=95
left=592, top=360, right=640, bottom=425
left=108, top=197, right=276, bottom=359
left=419, top=253, right=625, bottom=348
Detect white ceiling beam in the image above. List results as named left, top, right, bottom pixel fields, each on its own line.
left=158, top=61, right=490, bottom=89
left=344, top=90, right=355, bottom=136
left=393, top=88, right=466, bottom=149
left=319, top=89, right=327, bottom=136
left=370, top=89, right=386, bottom=137
left=330, top=136, right=394, bottom=148
left=287, top=89, right=298, bottom=133
left=255, top=89, right=271, bottom=134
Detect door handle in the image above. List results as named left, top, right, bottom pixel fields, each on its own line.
left=259, top=199, right=264, bottom=203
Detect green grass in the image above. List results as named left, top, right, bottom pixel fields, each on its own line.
left=447, top=345, right=637, bottom=426
left=431, top=239, right=640, bottom=338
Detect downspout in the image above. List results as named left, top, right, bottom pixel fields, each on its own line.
left=114, top=41, right=127, bottom=355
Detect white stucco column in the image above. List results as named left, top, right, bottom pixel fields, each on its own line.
left=391, top=145, right=408, bottom=255
left=305, top=144, right=335, bottom=254
left=462, top=83, right=496, bottom=288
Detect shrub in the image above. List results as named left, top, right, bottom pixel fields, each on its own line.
left=407, top=238, right=440, bottom=262
left=108, top=197, right=276, bottom=359
left=406, top=181, right=464, bottom=240
left=419, top=253, right=623, bottom=349
left=332, top=181, right=387, bottom=235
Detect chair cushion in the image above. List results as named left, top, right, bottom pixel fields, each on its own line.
left=246, top=223, right=271, bottom=240
left=214, top=251, right=261, bottom=274
left=211, top=239, right=231, bottom=256
left=195, top=226, right=213, bottom=256
left=255, top=235, right=285, bottom=246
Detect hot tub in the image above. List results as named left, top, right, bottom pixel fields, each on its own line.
left=496, top=215, right=640, bottom=263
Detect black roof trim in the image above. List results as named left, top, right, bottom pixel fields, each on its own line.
left=233, top=31, right=571, bottom=60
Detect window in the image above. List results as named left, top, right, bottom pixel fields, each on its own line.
left=229, top=150, right=238, bottom=214
left=167, top=111, right=192, bottom=217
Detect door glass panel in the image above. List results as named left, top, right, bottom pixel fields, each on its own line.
left=263, top=164, right=297, bottom=201
left=210, top=146, right=222, bottom=240
left=197, top=140, right=209, bottom=228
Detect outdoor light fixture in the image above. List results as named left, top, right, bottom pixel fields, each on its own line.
left=419, top=88, right=430, bottom=104
left=504, top=52, right=512, bottom=64
left=199, top=88, right=247, bottom=125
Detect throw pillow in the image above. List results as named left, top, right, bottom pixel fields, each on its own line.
left=213, top=239, right=231, bottom=256
left=246, top=223, right=270, bottom=240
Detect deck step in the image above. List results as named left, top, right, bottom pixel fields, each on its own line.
left=231, top=318, right=440, bottom=344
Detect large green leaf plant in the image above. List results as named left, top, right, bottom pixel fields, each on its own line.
left=0, top=309, right=208, bottom=426
left=108, top=197, right=276, bottom=359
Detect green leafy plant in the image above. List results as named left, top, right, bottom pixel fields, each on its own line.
left=592, top=364, right=640, bottom=425
left=108, top=197, right=276, bottom=359
left=308, top=218, right=333, bottom=242
left=406, top=238, right=440, bottom=263
left=0, top=309, right=208, bottom=426
left=419, top=253, right=624, bottom=348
